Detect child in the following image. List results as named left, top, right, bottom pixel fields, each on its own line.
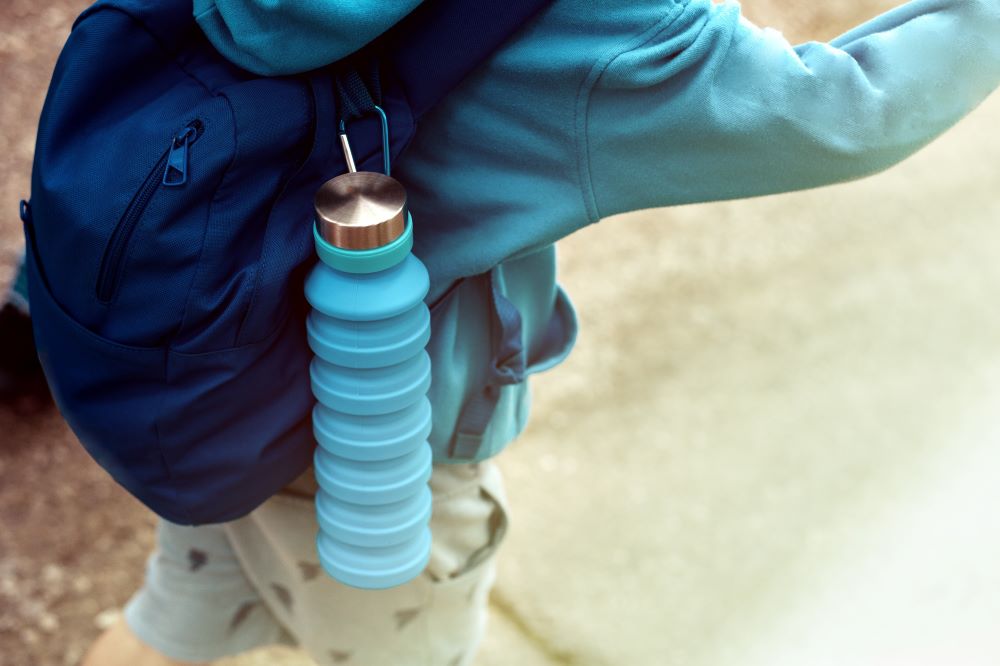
left=82, top=0, right=999, bottom=664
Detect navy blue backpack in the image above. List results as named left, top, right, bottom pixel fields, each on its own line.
left=22, top=0, right=549, bottom=524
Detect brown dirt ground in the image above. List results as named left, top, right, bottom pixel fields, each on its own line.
left=0, top=1, right=900, bottom=664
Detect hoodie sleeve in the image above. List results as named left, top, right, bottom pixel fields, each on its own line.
left=583, top=0, right=1000, bottom=220
left=193, top=0, right=424, bottom=76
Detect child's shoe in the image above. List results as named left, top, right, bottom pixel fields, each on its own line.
left=0, top=302, right=52, bottom=412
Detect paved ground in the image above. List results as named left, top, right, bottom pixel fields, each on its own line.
left=488, top=91, right=1000, bottom=666
left=2, top=1, right=998, bottom=665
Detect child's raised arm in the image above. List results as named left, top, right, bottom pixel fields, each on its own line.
left=585, top=0, right=1000, bottom=220
left=193, top=0, right=999, bottom=276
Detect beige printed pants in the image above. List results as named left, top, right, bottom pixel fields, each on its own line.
left=124, top=461, right=510, bottom=666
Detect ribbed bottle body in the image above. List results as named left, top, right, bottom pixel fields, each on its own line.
left=305, top=253, right=433, bottom=589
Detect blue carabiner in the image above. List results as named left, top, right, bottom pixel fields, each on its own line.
left=338, top=105, right=391, bottom=177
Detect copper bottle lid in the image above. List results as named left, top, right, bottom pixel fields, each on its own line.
left=314, top=171, right=407, bottom=250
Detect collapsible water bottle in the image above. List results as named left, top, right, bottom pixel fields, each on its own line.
left=304, top=115, right=433, bottom=589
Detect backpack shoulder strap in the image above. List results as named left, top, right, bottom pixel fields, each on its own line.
left=387, top=0, right=552, bottom=119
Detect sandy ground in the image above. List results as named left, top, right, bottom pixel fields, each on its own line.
left=2, top=1, right=997, bottom=665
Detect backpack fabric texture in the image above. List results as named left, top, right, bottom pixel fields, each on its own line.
left=23, top=0, right=554, bottom=525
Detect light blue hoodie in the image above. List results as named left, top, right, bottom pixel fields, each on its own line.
left=195, top=0, right=1000, bottom=461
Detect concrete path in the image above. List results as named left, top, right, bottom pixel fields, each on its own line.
left=224, top=89, right=1000, bottom=664
left=489, top=92, right=1000, bottom=665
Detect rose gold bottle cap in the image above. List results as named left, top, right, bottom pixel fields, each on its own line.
left=314, top=171, right=407, bottom=251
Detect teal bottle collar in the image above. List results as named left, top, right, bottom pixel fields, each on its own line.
left=314, top=213, right=414, bottom=274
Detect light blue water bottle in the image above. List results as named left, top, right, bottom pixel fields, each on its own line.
left=304, top=114, right=433, bottom=589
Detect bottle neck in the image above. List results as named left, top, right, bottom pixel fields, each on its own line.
left=314, top=213, right=414, bottom=275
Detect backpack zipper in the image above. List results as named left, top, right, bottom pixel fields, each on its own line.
left=96, top=120, right=203, bottom=303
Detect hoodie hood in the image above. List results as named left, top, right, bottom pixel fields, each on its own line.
left=193, top=0, right=424, bottom=76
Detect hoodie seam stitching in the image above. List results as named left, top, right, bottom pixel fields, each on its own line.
left=575, top=1, right=689, bottom=225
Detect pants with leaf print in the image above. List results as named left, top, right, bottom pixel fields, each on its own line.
left=124, top=461, right=509, bottom=666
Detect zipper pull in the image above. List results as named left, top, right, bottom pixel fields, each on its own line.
left=163, top=126, right=196, bottom=187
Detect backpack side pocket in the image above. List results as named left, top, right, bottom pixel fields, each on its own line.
left=23, top=214, right=173, bottom=512
left=425, top=246, right=579, bottom=463
left=425, top=267, right=530, bottom=463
